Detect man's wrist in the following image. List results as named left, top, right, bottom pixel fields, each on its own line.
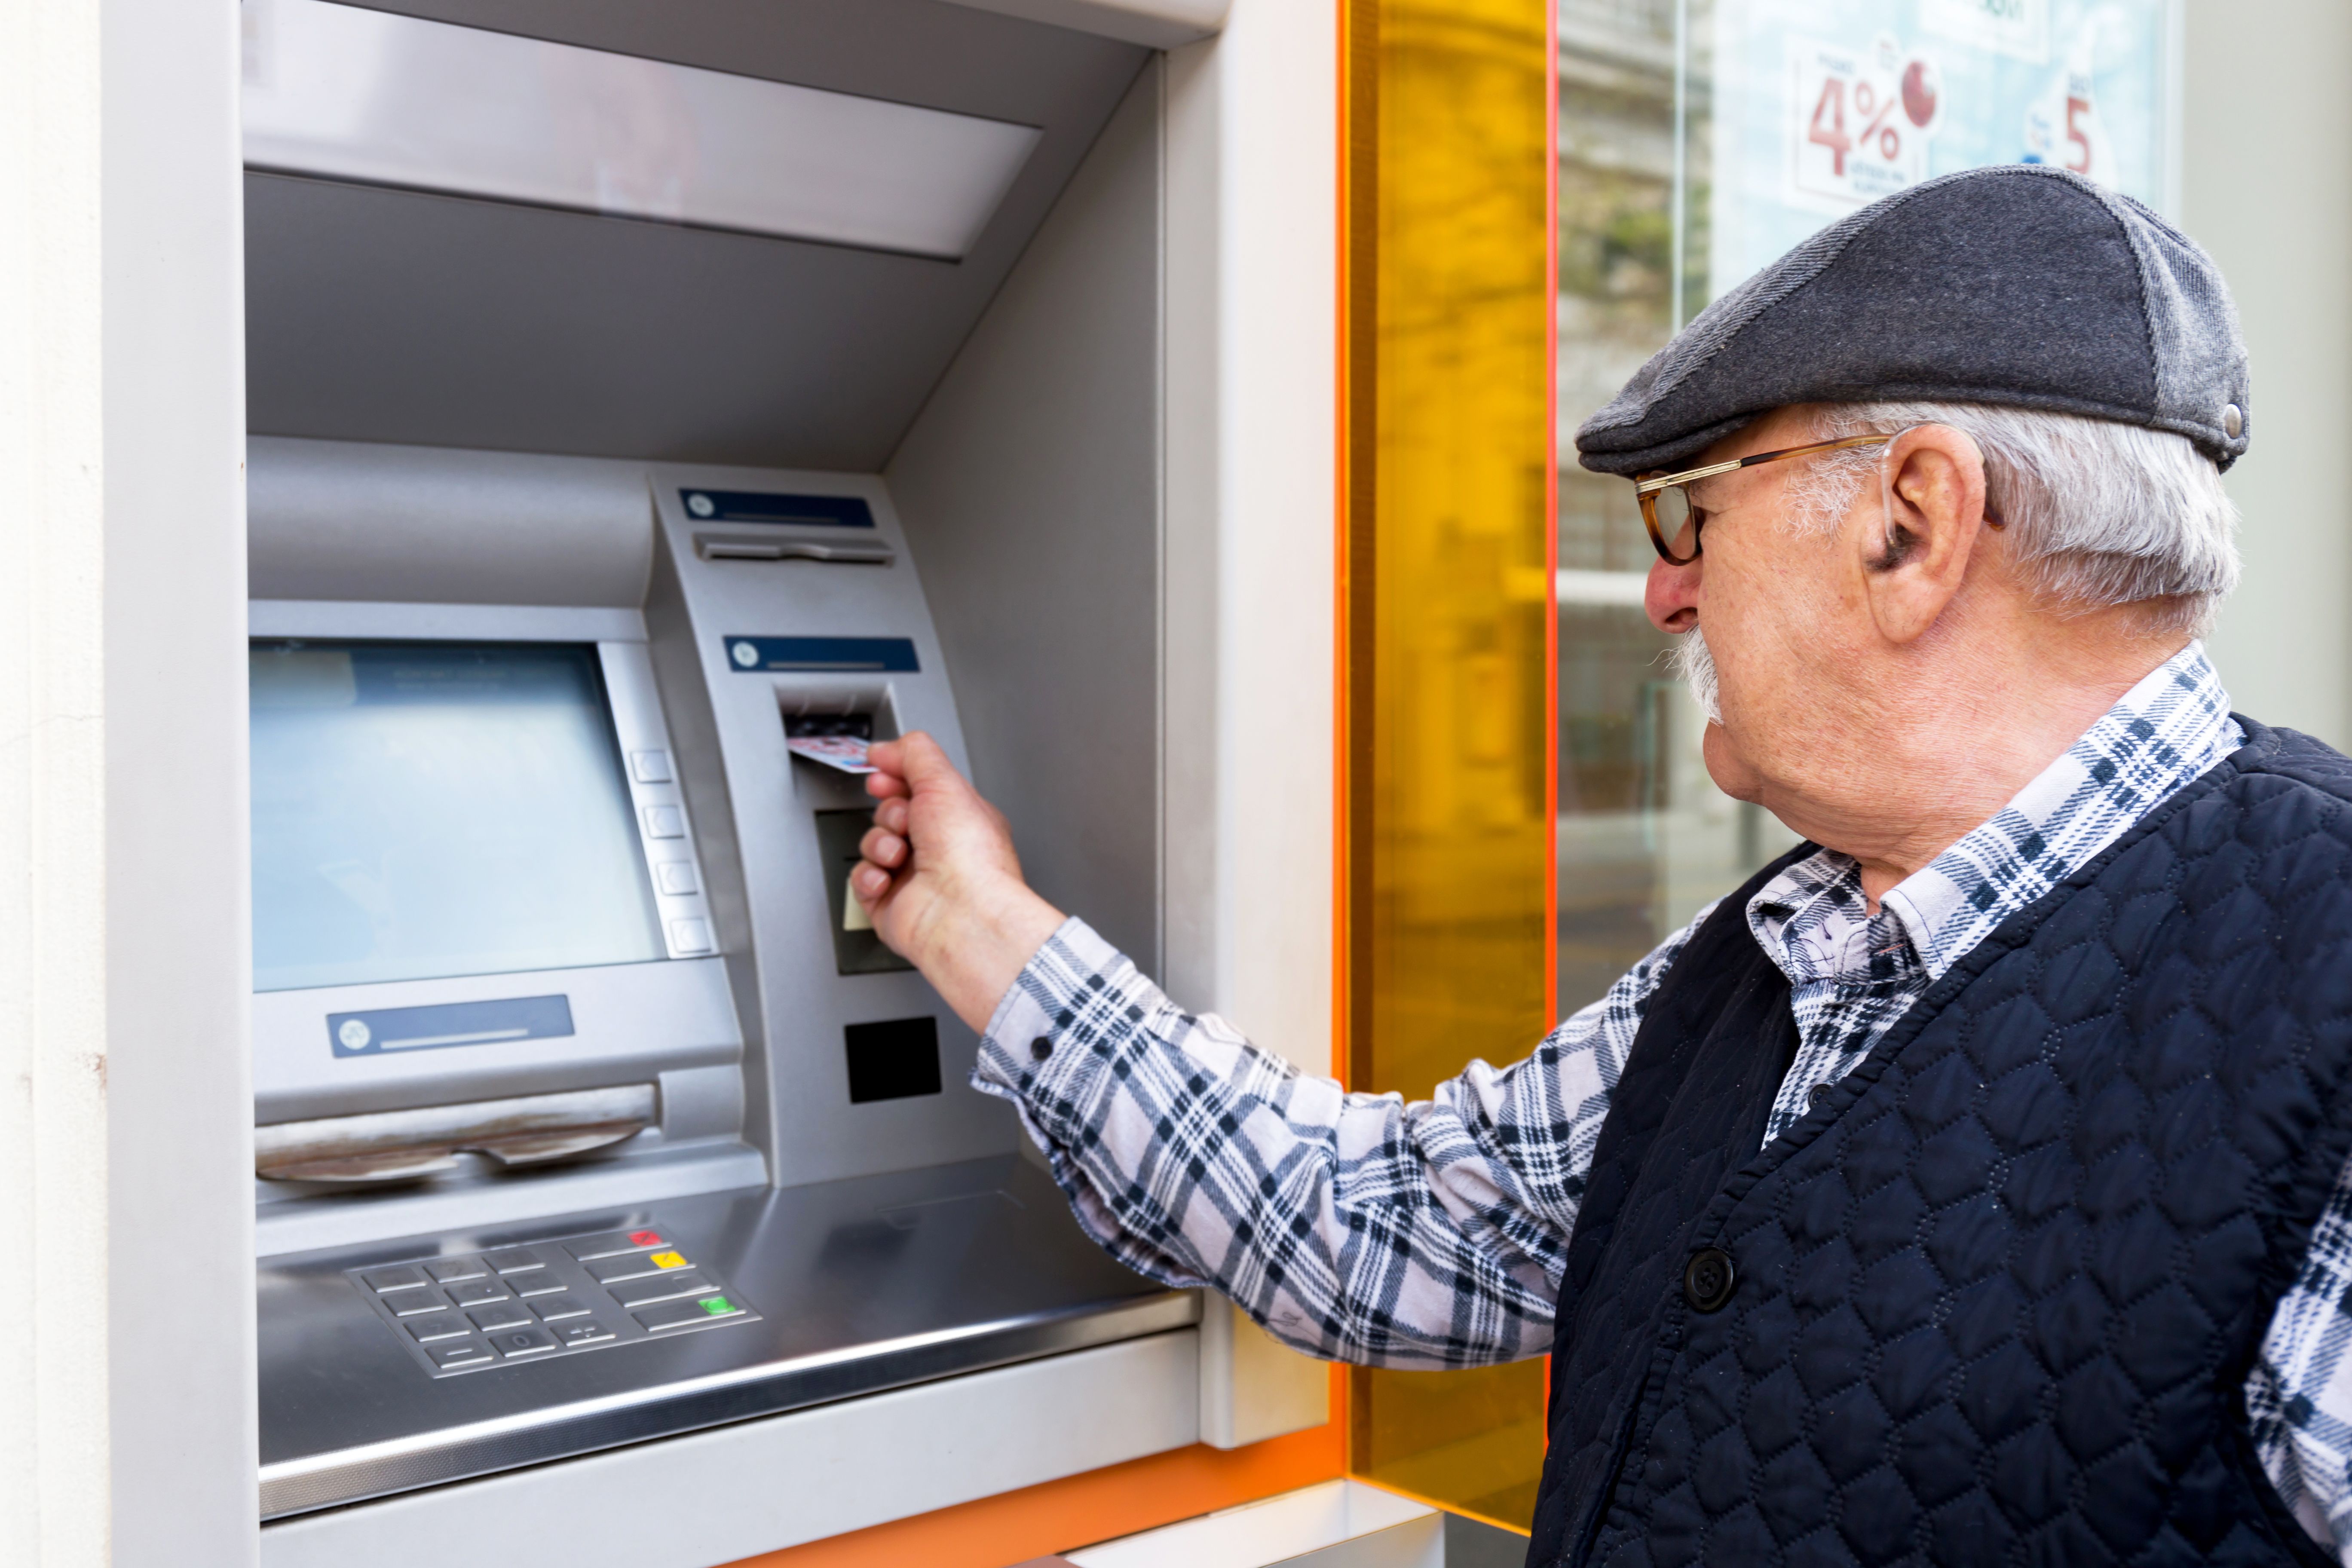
left=914, top=879, right=1065, bottom=1033
left=972, top=914, right=1132, bottom=1108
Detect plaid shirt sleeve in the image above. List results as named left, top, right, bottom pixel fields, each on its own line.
left=971, top=909, right=1716, bottom=1368
left=2248, top=1161, right=2352, bottom=1557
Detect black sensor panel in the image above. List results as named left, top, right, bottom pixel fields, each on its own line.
left=845, top=1016, right=942, bottom=1104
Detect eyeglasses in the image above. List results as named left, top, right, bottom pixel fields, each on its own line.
left=1634, top=434, right=1895, bottom=565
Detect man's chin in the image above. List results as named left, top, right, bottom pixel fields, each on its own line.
left=1700, top=719, right=1766, bottom=804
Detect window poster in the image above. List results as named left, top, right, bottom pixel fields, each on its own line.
left=1704, top=0, right=2177, bottom=299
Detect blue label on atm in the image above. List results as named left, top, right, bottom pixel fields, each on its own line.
left=726, top=636, right=919, bottom=673
left=680, top=490, right=875, bottom=528
left=329, top=995, right=575, bottom=1057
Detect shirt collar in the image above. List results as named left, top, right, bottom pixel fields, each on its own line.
left=1748, top=642, right=2241, bottom=986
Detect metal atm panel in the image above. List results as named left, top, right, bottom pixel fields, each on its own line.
left=249, top=454, right=1189, bottom=1520
left=644, top=466, right=1025, bottom=1188
left=258, top=1155, right=1191, bottom=1519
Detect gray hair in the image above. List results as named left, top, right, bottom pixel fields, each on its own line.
left=1784, top=401, right=2241, bottom=635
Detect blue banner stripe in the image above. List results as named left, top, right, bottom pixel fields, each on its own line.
left=681, top=490, right=874, bottom=528
left=726, top=636, right=919, bottom=673
left=328, top=995, right=574, bottom=1057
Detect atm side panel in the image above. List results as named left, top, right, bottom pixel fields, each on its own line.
left=646, top=466, right=1021, bottom=1187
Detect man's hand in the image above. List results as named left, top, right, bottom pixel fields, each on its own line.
left=852, top=732, right=1066, bottom=1033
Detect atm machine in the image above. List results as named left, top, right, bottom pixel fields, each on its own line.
left=239, top=1, right=1326, bottom=1560
left=249, top=456, right=1191, bottom=1522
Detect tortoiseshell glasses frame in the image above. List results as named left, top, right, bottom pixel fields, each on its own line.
left=1633, top=434, right=1896, bottom=565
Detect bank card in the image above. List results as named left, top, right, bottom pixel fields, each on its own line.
left=787, top=734, right=876, bottom=774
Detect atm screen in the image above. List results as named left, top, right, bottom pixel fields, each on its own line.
left=250, top=641, right=665, bottom=992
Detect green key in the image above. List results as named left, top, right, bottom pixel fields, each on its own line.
left=701, top=1297, right=733, bottom=1314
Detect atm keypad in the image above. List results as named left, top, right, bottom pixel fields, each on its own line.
left=585, top=1250, right=688, bottom=1284
left=445, top=1278, right=510, bottom=1308
left=565, top=1228, right=673, bottom=1261
left=346, top=1222, right=757, bottom=1377
left=634, top=1294, right=746, bottom=1332
left=489, top=1326, right=558, bottom=1359
left=609, top=1270, right=714, bottom=1308
left=363, top=1265, right=429, bottom=1294
left=467, top=1302, right=535, bottom=1332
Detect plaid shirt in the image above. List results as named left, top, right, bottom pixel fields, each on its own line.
left=974, top=643, right=2352, bottom=1555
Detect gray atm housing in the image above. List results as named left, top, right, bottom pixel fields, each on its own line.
left=248, top=0, right=1182, bottom=1531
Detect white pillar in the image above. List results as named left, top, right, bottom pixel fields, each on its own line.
left=2, top=0, right=254, bottom=1561
left=1164, top=0, right=1338, bottom=1452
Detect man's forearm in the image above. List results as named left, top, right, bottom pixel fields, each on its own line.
left=974, top=919, right=1572, bottom=1368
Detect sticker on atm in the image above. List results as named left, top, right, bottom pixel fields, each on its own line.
left=787, top=735, right=875, bottom=774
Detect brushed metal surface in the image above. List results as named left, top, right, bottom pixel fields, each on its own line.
left=244, top=0, right=1152, bottom=472
left=258, top=1155, right=1193, bottom=1518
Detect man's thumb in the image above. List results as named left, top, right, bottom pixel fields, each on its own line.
left=894, top=731, right=965, bottom=794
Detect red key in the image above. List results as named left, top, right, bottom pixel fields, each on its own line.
left=629, top=1229, right=664, bottom=1246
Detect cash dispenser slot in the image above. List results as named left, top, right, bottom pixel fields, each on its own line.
left=255, top=1084, right=657, bottom=1183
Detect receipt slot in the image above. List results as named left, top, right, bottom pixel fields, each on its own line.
left=239, top=1, right=1334, bottom=1558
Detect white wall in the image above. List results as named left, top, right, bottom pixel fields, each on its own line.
left=1, top=0, right=112, bottom=1556
left=2181, top=0, right=2352, bottom=749
left=0, top=0, right=254, bottom=1564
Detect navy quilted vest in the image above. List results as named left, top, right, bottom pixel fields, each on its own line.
left=1525, top=720, right=2352, bottom=1568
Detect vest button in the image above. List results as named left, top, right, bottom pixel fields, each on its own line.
left=1683, top=1248, right=1736, bottom=1313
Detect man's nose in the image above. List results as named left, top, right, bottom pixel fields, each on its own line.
left=1646, top=551, right=1700, bottom=633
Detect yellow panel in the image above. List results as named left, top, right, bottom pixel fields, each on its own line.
left=1341, top=0, right=1553, bottom=1535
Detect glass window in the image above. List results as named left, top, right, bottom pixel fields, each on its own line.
left=250, top=640, right=665, bottom=992
left=1559, top=0, right=1801, bottom=1010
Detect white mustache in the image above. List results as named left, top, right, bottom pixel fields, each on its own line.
left=1668, top=628, right=1722, bottom=726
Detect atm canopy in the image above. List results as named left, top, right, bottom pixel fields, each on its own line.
left=244, top=0, right=1154, bottom=470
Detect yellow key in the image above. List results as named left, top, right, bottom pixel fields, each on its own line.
left=649, top=1250, right=688, bottom=1270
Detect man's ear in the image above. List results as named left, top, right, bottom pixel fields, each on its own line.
left=1859, top=424, right=1991, bottom=645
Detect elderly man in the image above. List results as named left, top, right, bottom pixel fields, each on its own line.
left=849, top=166, right=2352, bottom=1565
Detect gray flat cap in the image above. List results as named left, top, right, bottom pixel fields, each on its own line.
left=1575, top=165, right=2250, bottom=475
